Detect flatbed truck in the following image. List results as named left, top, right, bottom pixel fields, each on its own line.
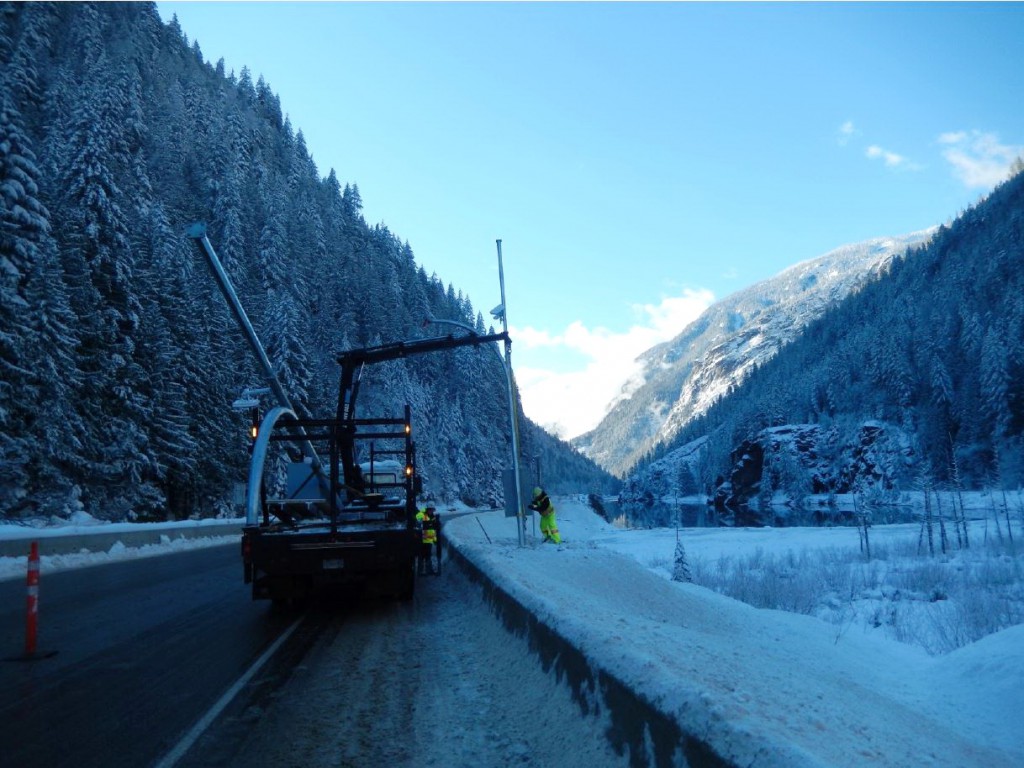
left=188, top=222, right=507, bottom=602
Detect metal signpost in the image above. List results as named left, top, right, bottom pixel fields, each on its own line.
left=494, top=239, right=527, bottom=547
left=423, top=239, right=526, bottom=547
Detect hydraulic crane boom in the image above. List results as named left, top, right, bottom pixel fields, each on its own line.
left=335, top=330, right=509, bottom=500
left=336, top=332, right=509, bottom=419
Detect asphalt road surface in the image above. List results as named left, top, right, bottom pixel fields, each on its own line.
left=175, top=563, right=628, bottom=768
left=0, top=543, right=295, bottom=768
left=1, top=541, right=628, bottom=768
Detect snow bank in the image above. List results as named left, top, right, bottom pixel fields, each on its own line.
left=0, top=517, right=242, bottom=580
left=444, top=499, right=1023, bottom=768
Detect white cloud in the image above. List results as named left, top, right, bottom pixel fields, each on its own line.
left=635, top=291, right=715, bottom=338
left=938, top=130, right=1023, bottom=189
left=837, top=120, right=856, bottom=146
left=866, top=144, right=908, bottom=168
left=511, top=288, right=715, bottom=440
left=511, top=325, right=560, bottom=349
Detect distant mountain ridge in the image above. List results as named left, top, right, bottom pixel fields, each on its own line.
left=620, top=169, right=1024, bottom=507
left=575, top=229, right=936, bottom=476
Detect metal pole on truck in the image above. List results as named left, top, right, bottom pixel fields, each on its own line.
left=186, top=223, right=322, bottom=472
left=186, top=223, right=334, bottom=526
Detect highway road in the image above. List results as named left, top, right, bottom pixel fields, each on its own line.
left=0, top=543, right=296, bottom=767
left=0, top=541, right=627, bottom=768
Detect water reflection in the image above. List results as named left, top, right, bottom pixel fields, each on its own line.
left=604, top=499, right=918, bottom=529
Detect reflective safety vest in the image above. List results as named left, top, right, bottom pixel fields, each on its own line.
left=530, top=491, right=553, bottom=516
left=416, top=509, right=438, bottom=544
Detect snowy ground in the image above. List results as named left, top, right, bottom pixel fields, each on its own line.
left=0, top=512, right=239, bottom=579
left=447, top=500, right=1024, bottom=767
left=2, top=501, right=1022, bottom=765
left=189, top=562, right=631, bottom=768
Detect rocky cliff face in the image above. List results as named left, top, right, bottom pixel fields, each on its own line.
left=712, top=422, right=915, bottom=508
left=619, top=420, right=916, bottom=525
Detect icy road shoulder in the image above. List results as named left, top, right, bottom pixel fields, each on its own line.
left=445, top=501, right=1024, bottom=768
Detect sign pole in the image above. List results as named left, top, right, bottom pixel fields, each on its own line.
left=496, top=240, right=526, bottom=547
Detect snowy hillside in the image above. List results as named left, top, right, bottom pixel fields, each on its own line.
left=0, top=3, right=614, bottom=521
left=576, top=230, right=934, bottom=476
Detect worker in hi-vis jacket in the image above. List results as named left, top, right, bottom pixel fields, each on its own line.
left=529, top=487, right=561, bottom=544
left=416, top=505, right=439, bottom=574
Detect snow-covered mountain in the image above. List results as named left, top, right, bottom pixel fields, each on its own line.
left=575, top=229, right=936, bottom=476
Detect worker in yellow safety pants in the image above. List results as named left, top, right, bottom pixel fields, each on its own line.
left=416, top=505, right=439, bottom=574
left=529, top=487, right=561, bottom=544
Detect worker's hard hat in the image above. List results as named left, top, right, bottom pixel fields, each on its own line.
left=532, top=487, right=544, bottom=499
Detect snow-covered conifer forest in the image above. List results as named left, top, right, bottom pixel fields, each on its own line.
left=0, top=3, right=616, bottom=522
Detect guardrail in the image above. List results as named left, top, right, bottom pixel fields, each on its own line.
left=0, top=522, right=243, bottom=558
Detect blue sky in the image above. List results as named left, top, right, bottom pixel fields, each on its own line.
left=159, top=2, right=1024, bottom=438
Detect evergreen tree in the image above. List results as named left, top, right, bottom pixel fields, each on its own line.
left=135, top=200, right=200, bottom=517
left=259, top=186, right=311, bottom=413
left=0, top=91, right=46, bottom=513
left=342, top=182, right=362, bottom=219
left=980, top=326, right=1011, bottom=438
left=672, top=531, right=692, bottom=582
left=56, top=48, right=154, bottom=517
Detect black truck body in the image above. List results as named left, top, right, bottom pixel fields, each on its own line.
left=240, top=336, right=508, bottom=603
left=242, top=410, right=421, bottom=601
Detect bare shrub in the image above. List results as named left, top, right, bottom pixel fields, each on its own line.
left=685, top=534, right=1024, bottom=655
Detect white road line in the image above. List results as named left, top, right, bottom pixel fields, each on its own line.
left=153, top=617, right=303, bottom=768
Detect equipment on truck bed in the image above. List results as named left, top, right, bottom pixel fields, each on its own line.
left=188, top=224, right=509, bottom=602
